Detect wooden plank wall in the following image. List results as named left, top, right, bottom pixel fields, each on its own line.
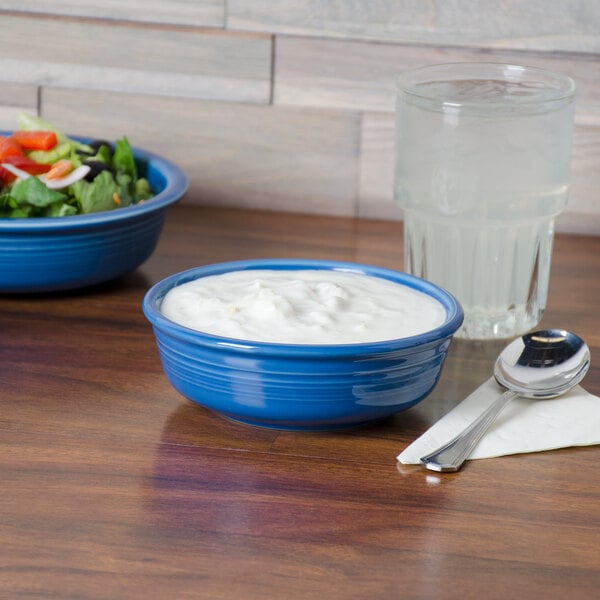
left=0, top=2, right=598, bottom=234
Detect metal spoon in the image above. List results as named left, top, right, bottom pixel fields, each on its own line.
left=420, top=329, right=591, bottom=472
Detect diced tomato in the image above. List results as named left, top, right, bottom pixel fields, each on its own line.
left=0, top=135, right=23, bottom=161
left=2, top=154, right=51, bottom=175
left=12, top=130, right=58, bottom=151
left=46, top=159, right=74, bottom=180
left=0, top=165, right=17, bottom=185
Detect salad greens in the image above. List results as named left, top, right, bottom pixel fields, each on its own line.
left=0, top=114, right=154, bottom=218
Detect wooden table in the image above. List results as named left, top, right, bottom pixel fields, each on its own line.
left=2, top=205, right=599, bottom=599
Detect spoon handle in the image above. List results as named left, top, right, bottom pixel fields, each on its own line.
left=420, top=390, right=517, bottom=472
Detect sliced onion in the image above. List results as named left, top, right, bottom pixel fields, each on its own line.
left=1, top=163, right=32, bottom=180
left=40, top=165, right=91, bottom=189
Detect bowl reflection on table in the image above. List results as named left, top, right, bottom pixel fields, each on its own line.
left=0, top=139, right=188, bottom=293
left=143, top=259, right=464, bottom=431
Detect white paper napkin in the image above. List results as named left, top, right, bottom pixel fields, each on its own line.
left=397, top=378, right=600, bottom=464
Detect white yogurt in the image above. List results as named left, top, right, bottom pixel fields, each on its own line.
left=160, top=269, right=446, bottom=344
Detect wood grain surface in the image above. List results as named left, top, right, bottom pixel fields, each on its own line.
left=0, top=0, right=225, bottom=28
left=1, top=205, right=599, bottom=599
left=0, top=14, right=271, bottom=104
left=229, top=0, right=600, bottom=53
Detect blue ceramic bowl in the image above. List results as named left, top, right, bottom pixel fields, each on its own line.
left=0, top=138, right=188, bottom=292
left=143, top=259, right=463, bottom=430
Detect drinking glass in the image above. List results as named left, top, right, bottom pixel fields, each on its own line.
left=394, top=62, right=576, bottom=339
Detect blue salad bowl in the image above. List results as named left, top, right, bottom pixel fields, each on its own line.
left=143, top=259, right=464, bottom=430
left=0, top=140, right=187, bottom=292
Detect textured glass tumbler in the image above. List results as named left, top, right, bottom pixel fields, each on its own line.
left=394, top=63, right=576, bottom=340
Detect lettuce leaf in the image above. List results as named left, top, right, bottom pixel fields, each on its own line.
left=113, top=137, right=137, bottom=180
left=11, top=177, right=67, bottom=207
left=135, top=177, right=153, bottom=200
left=0, top=178, right=76, bottom=217
left=45, top=201, right=78, bottom=217
left=70, top=170, right=120, bottom=214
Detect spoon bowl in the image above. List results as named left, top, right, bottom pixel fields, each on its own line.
left=420, top=329, right=591, bottom=472
left=494, top=330, right=590, bottom=398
